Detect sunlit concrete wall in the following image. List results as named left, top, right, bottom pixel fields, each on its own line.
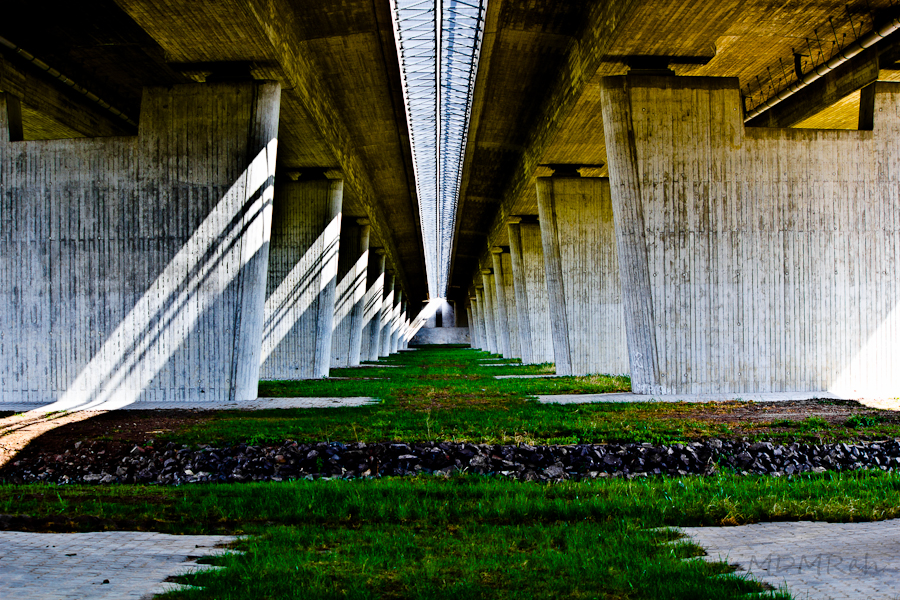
left=601, top=76, right=900, bottom=396
left=331, top=221, right=369, bottom=367
left=261, top=179, right=342, bottom=380
left=361, top=251, right=385, bottom=362
left=0, top=82, right=280, bottom=405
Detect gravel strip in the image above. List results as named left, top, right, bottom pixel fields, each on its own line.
left=4, top=438, right=900, bottom=485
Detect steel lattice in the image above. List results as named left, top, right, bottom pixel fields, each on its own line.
left=390, top=0, right=486, bottom=299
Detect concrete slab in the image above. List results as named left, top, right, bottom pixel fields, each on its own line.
left=0, top=530, right=236, bottom=600
left=537, top=392, right=846, bottom=404
left=680, top=520, right=900, bottom=600
left=0, top=397, right=378, bottom=413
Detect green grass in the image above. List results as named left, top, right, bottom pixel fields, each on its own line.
left=9, top=471, right=900, bottom=599
left=9, top=345, right=900, bottom=598
left=154, top=346, right=900, bottom=446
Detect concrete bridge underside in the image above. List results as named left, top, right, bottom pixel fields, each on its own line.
left=0, top=0, right=899, bottom=403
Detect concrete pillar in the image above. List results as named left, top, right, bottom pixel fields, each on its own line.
left=399, top=302, right=408, bottom=350
left=0, top=82, right=280, bottom=406
left=535, top=176, right=628, bottom=376
left=390, top=290, right=403, bottom=354
left=349, top=221, right=371, bottom=365
left=520, top=223, right=554, bottom=364
left=507, top=220, right=534, bottom=363
left=535, top=179, right=573, bottom=375
left=598, top=78, right=663, bottom=393
left=489, top=249, right=513, bottom=357
left=362, top=251, right=386, bottom=362
left=599, top=75, right=900, bottom=396
left=440, top=301, right=456, bottom=327
left=379, top=272, right=395, bottom=357
left=331, top=220, right=370, bottom=368
left=466, top=298, right=478, bottom=348
left=473, top=286, right=491, bottom=353
left=478, top=275, right=498, bottom=355
left=493, top=247, right=522, bottom=359
left=262, top=178, right=343, bottom=380
left=470, top=297, right=483, bottom=350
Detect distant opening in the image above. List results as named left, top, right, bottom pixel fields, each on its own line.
left=435, top=311, right=443, bottom=328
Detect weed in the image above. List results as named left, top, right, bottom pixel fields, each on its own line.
left=846, top=414, right=884, bottom=428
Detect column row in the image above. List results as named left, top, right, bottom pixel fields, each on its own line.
left=0, top=82, right=414, bottom=406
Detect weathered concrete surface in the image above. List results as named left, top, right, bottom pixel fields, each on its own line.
left=0, top=531, right=236, bottom=600
left=536, top=177, right=629, bottom=377
left=331, top=222, right=369, bottom=367
left=261, top=179, right=342, bottom=380
left=410, top=327, right=471, bottom=345
left=519, top=223, right=554, bottom=364
left=538, top=392, right=846, bottom=404
left=476, top=282, right=497, bottom=354
left=0, top=397, right=378, bottom=412
left=682, top=520, right=900, bottom=600
left=113, top=0, right=427, bottom=307
left=0, top=83, right=279, bottom=406
left=362, top=252, right=386, bottom=362
left=489, top=249, right=515, bottom=358
left=601, top=76, right=900, bottom=397
left=379, top=273, right=395, bottom=357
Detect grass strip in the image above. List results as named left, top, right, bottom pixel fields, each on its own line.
left=159, top=346, right=900, bottom=446
left=5, top=471, right=900, bottom=598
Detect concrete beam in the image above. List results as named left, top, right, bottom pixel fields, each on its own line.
left=0, top=50, right=134, bottom=139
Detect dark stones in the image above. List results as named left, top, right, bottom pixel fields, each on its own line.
left=5, top=438, right=900, bottom=485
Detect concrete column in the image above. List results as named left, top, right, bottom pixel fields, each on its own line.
left=489, top=249, right=513, bottom=357
left=331, top=220, right=369, bottom=368
left=536, top=176, right=629, bottom=376
left=440, top=301, right=456, bottom=327
left=470, top=297, right=482, bottom=350
left=599, top=78, right=662, bottom=393
left=0, top=82, right=281, bottom=406
left=379, top=272, right=395, bottom=357
left=262, top=178, right=343, bottom=380
left=519, top=223, right=554, bottom=364
left=349, top=221, right=371, bottom=365
left=474, top=284, right=495, bottom=354
left=600, top=75, right=900, bottom=396
left=466, top=304, right=476, bottom=348
left=363, top=251, right=386, bottom=362
left=399, top=302, right=408, bottom=350
left=507, top=220, right=534, bottom=363
left=390, top=290, right=403, bottom=353
left=480, top=269, right=501, bottom=355
left=535, top=179, right=573, bottom=375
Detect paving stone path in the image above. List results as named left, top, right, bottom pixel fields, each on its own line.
left=0, top=531, right=237, bottom=599
left=680, top=520, right=900, bottom=599
left=538, top=391, right=848, bottom=404
left=0, top=396, right=377, bottom=413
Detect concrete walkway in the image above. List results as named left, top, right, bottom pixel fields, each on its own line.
left=538, top=391, right=847, bottom=404
left=0, top=531, right=236, bottom=599
left=680, top=520, right=900, bottom=599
